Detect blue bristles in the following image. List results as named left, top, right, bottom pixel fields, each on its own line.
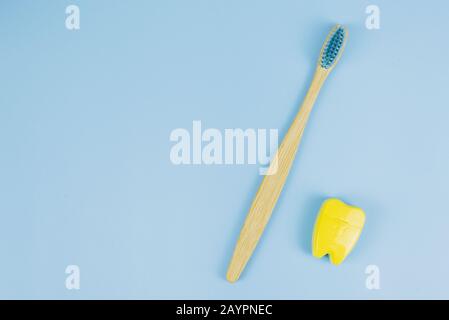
left=320, top=26, right=345, bottom=69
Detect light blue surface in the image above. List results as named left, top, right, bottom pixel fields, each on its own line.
left=1, top=0, right=449, bottom=299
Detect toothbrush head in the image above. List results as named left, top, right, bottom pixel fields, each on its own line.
left=319, top=24, right=347, bottom=71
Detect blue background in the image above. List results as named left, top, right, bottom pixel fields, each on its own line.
left=1, top=0, right=448, bottom=299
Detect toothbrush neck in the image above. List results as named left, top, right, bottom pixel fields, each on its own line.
left=301, top=67, right=329, bottom=111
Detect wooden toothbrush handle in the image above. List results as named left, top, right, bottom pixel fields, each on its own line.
left=226, top=68, right=328, bottom=283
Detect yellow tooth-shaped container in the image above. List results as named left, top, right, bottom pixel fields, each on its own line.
left=312, top=198, right=365, bottom=265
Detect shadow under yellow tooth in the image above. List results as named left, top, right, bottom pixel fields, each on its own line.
left=312, top=198, right=365, bottom=265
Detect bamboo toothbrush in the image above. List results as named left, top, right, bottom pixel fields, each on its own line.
left=226, top=24, right=348, bottom=283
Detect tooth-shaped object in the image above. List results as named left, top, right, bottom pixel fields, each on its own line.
left=312, top=198, right=365, bottom=265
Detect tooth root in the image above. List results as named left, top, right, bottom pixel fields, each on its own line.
left=312, top=198, right=365, bottom=265
left=329, top=246, right=346, bottom=265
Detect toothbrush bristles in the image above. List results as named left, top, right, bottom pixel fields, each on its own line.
left=320, top=25, right=346, bottom=69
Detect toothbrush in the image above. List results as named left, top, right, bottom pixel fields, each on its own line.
left=226, top=24, right=348, bottom=283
